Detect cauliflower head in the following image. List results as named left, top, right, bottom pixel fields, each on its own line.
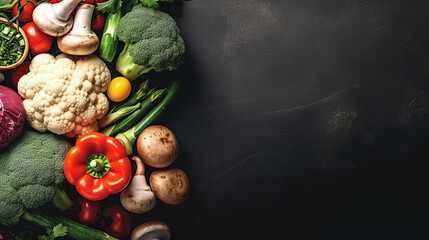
left=18, top=53, right=111, bottom=137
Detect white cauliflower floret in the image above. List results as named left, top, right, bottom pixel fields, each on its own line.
left=18, top=53, right=111, bottom=137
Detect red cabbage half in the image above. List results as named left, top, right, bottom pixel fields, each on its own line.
left=0, top=85, right=25, bottom=149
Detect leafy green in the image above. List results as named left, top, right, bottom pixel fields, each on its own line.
left=96, top=0, right=122, bottom=14
left=0, top=0, right=20, bottom=10
left=96, top=0, right=174, bottom=14
left=38, top=223, right=68, bottom=240
left=141, top=0, right=174, bottom=9
left=0, top=0, right=10, bottom=7
left=124, top=0, right=139, bottom=13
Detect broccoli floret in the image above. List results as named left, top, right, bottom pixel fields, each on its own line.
left=0, top=131, right=73, bottom=227
left=115, top=6, right=186, bottom=81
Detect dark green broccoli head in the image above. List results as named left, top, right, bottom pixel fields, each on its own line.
left=0, top=131, right=71, bottom=226
left=116, top=6, right=186, bottom=73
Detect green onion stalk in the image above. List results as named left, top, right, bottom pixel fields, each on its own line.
left=103, top=88, right=166, bottom=137
left=99, top=102, right=141, bottom=129
left=115, top=77, right=182, bottom=155
left=108, top=79, right=150, bottom=113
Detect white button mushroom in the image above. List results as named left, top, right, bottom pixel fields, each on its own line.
left=57, top=4, right=99, bottom=55
left=32, top=0, right=82, bottom=37
left=131, top=221, right=170, bottom=240
left=150, top=168, right=190, bottom=205
left=120, top=156, right=157, bottom=214
left=137, top=125, right=179, bottom=168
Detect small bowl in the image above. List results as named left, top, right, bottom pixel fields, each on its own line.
left=0, top=17, right=29, bottom=70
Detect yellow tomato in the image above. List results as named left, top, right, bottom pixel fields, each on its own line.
left=107, top=77, right=131, bottom=102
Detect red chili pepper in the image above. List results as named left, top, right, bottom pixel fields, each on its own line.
left=64, top=132, right=131, bottom=201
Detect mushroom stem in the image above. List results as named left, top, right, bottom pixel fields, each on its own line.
left=132, top=156, right=145, bottom=176
left=120, top=156, right=156, bottom=213
left=57, top=3, right=99, bottom=55
left=32, top=0, right=81, bottom=36
left=52, top=0, right=82, bottom=22
left=70, top=3, right=93, bottom=34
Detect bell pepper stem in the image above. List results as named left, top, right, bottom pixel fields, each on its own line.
left=86, top=153, right=111, bottom=178
left=90, top=159, right=105, bottom=172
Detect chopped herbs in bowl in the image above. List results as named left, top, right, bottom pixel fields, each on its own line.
left=0, top=19, right=29, bottom=70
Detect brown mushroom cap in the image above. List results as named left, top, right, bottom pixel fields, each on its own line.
left=131, top=221, right=170, bottom=240
left=137, top=125, right=179, bottom=168
left=150, top=168, right=190, bottom=205
left=57, top=33, right=99, bottom=55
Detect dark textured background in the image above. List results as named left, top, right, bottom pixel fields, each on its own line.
left=3, top=0, right=429, bottom=239
left=161, top=0, right=429, bottom=239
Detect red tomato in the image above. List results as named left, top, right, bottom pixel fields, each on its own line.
left=77, top=197, right=102, bottom=225
left=11, top=0, right=35, bottom=23
left=91, top=11, right=106, bottom=33
left=101, top=205, right=131, bottom=238
left=22, top=22, right=52, bottom=55
left=11, top=61, right=30, bottom=88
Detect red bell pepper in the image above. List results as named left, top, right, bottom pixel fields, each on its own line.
left=64, top=132, right=131, bottom=201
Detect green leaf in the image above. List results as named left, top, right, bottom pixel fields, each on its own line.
left=124, top=0, right=139, bottom=13
left=0, top=0, right=10, bottom=7
left=96, top=0, right=122, bottom=14
left=140, top=0, right=159, bottom=8
left=52, top=223, right=68, bottom=238
left=140, top=0, right=174, bottom=9
left=37, top=224, right=68, bottom=240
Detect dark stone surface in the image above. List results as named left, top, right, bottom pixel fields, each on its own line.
left=158, top=0, right=429, bottom=239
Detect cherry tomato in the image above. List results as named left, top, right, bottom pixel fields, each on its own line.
left=101, top=205, right=131, bottom=238
left=11, top=61, right=30, bottom=88
left=107, top=77, right=131, bottom=102
left=22, top=22, right=52, bottom=55
left=91, top=11, right=106, bottom=33
left=11, top=0, right=35, bottom=23
left=77, top=197, right=102, bottom=225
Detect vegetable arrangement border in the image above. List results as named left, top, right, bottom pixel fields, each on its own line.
left=0, top=0, right=190, bottom=239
